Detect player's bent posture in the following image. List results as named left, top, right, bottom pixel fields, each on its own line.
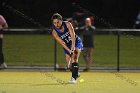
left=0, top=15, right=8, bottom=69
left=51, top=13, right=83, bottom=83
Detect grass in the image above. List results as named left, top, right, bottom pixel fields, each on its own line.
left=4, top=34, right=54, bottom=66
left=0, top=71, right=139, bottom=93
left=3, top=34, right=140, bottom=69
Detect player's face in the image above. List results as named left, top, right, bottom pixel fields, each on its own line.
left=85, top=18, right=92, bottom=26
left=53, top=19, right=62, bottom=28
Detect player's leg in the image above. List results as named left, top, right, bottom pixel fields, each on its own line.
left=65, top=54, right=77, bottom=83
left=83, top=48, right=89, bottom=70
left=68, top=37, right=83, bottom=83
left=0, top=37, right=7, bottom=69
left=71, top=48, right=81, bottom=79
left=68, top=48, right=81, bottom=83
left=0, top=38, right=3, bottom=64
left=87, top=48, right=93, bottom=70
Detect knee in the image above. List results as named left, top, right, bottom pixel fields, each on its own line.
left=72, top=54, right=78, bottom=62
left=72, top=55, right=78, bottom=62
left=72, top=49, right=80, bottom=62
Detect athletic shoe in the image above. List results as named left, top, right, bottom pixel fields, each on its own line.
left=68, top=77, right=77, bottom=84
left=0, top=62, right=7, bottom=69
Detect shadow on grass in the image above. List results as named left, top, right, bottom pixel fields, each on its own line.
left=0, top=82, right=73, bottom=86
left=0, top=83, right=31, bottom=85
left=31, top=82, right=72, bottom=86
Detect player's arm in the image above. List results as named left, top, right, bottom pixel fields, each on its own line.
left=0, top=15, right=8, bottom=29
left=66, top=22, right=75, bottom=51
left=52, top=30, right=71, bottom=53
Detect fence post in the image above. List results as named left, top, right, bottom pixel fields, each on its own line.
left=117, top=31, right=120, bottom=72
left=54, top=39, right=57, bottom=71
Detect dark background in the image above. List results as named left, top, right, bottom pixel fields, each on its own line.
left=0, top=0, right=140, bottom=28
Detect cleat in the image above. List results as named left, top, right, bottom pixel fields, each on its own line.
left=0, top=62, right=7, bottom=69
left=68, top=77, right=77, bottom=84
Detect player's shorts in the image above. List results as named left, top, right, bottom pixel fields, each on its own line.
left=64, top=37, right=83, bottom=55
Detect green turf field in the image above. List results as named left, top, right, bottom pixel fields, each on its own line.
left=0, top=71, right=139, bottom=93
left=3, top=34, right=140, bottom=69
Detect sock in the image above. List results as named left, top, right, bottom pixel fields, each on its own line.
left=71, top=62, right=79, bottom=80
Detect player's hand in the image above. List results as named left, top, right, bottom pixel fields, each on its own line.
left=70, top=49, right=74, bottom=55
left=70, top=46, right=75, bottom=55
left=68, top=49, right=73, bottom=55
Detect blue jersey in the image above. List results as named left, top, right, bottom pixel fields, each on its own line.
left=52, top=22, right=78, bottom=46
left=52, top=22, right=83, bottom=55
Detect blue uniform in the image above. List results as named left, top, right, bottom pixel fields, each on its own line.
left=52, top=22, right=83, bottom=55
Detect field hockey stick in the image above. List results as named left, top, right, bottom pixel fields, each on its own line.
left=67, top=49, right=74, bottom=69
left=67, top=54, right=72, bottom=69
